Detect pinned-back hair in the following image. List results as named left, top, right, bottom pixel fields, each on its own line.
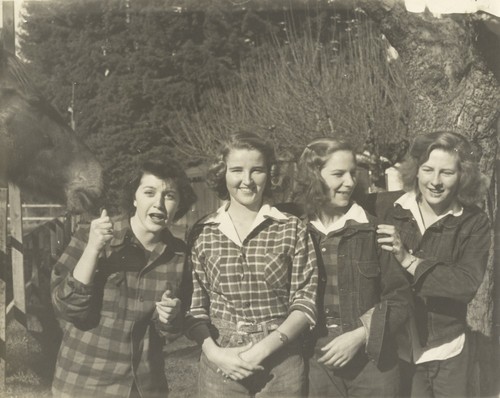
left=398, top=131, right=487, bottom=206
left=294, top=137, right=355, bottom=218
left=206, top=130, right=276, bottom=200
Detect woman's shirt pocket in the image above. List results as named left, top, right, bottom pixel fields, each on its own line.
left=264, top=252, right=291, bottom=293
left=356, top=260, right=381, bottom=310
left=99, top=271, right=126, bottom=317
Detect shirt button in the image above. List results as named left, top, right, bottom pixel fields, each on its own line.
left=325, top=308, right=330, bottom=314
left=321, top=247, right=327, bottom=253
left=139, top=296, right=144, bottom=302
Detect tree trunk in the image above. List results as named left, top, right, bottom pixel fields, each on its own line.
left=357, top=1, right=499, bottom=395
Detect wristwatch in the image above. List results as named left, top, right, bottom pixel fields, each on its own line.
left=277, top=330, right=289, bottom=344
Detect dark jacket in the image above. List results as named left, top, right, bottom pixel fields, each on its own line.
left=383, top=201, right=490, bottom=347
left=306, top=212, right=412, bottom=369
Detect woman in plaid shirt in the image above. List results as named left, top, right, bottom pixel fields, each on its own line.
left=184, top=131, right=318, bottom=397
left=294, top=138, right=411, bottom=397
left=51, top=159, right=196, bottom=398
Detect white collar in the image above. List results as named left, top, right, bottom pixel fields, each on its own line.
left=310, top=202, right=369, bottom=235
left=207, top=203, right=289, bottom=246
left=395, top=191, right=463, bottom=234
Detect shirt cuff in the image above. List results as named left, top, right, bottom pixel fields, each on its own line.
left=66, top=272, right=94, bottom=296
left=360, top=307, right=374, bottom=343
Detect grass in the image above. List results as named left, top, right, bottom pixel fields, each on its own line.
left=3, top=321, right=200, bottom=398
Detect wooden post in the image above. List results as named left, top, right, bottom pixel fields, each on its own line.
left=1, top=1, right=16, bottom=389
left=0, top=186, right=7, bottom=390
left=8, top=183, right=26, bottom=327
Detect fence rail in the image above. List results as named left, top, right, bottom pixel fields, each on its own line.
left=0, top=184, right=73, bottom=390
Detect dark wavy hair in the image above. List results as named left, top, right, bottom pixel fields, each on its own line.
left=206, top=130, right=277, bottom=201
left=293, top=137, right=356, bottom=218
left=123, top=158, right=197, bottom=221
left=398, top=131, right=487, bottom=206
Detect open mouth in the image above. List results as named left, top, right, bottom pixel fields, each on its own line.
left=149, top=212, right=167, bottom=223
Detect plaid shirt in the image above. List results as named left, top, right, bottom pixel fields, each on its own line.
left=51, top=215, right=187, bottom=398
left=185, top=204, right=317, bottom=338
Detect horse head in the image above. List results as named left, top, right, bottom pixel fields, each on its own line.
left=0, top=46, right=103, bottom=214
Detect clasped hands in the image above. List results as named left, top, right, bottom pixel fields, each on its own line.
left=208, top=342, right=265, bottom=381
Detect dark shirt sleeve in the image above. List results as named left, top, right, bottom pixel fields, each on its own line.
left=412, top=212, right=490, bottom=303
left=51, top=224, right=95, bottom=324
left=365, top=237, right=412, bottom=367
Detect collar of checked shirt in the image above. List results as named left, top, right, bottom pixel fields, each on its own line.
left=203, top=202, right=290, bottom=246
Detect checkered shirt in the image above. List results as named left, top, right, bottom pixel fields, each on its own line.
left=184, top=204, right=318, bottom=338
left=51, top=215, right=187, bottom=398
left=310, top=230, right=342, bottom=319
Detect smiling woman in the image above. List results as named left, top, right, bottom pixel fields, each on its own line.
left=293, top=137, right=411, bottom=398
left=184, top=131, right=318, bottom=397
left=377, top=131, right=490, bottom=397
left=50, top=158, right=197, bottom=398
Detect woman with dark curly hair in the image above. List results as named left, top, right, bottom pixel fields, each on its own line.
left=185, top=131, right=318, bottom=397
left=377, top=131, right=490, bottom=397
left=51, top=158, right=197, bottom=398
left=294, top=137, right=411, bottom=397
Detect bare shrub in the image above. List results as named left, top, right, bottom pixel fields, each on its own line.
left=172, top=10, right=411, bottom=176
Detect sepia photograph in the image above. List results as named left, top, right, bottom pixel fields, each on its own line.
left=0, top=0, right=499, bottom=397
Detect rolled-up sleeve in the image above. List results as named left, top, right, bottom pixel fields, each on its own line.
left=51, top=225, right=95, bottom=324
left=288, top=222, right=318, bottom=327
left=184, top=241, right=211, bottom=340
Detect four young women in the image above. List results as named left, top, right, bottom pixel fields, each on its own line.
left=52, top=130, right=490, bottom=397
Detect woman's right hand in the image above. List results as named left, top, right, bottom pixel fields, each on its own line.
left=87, top=209, right=114, bottom=253
left=376, top=224, right=409, bottom=265
left=204, top=342, right=264, bottom=381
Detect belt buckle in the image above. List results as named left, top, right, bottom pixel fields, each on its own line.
left=236, top=320, right=254, bottom=334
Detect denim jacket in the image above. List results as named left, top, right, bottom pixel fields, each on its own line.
left=306, top=212, right=411, bottom=369
left=383, top=202, right=490, bottom=347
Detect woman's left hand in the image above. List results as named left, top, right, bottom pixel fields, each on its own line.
left=376, top=224, right=408, bottom=264
left=155, top=290, right=181, bottom=323
left=318, top=327, right=366, bottom=368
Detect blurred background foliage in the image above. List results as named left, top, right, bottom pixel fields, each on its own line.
left=19, top=0, right=411, bottom=211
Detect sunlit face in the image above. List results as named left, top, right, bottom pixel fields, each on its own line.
left=417, top=149, right=460, bottom=214
left=225, top=148, right=267, bottom=211
left=320, top=150, right=357, bottom=209
left=131, top=173, right=179, bottom=235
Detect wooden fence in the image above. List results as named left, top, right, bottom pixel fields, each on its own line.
left=0, top=182, right=73, bottom=389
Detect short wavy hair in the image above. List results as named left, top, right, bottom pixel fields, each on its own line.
left=206, top=130, right=277, bottom=201
left=293, top=137, right=356, bottom=218
left=123, top=158, right=197, bottom=221
left=398, top=131, right=487, bottom=206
